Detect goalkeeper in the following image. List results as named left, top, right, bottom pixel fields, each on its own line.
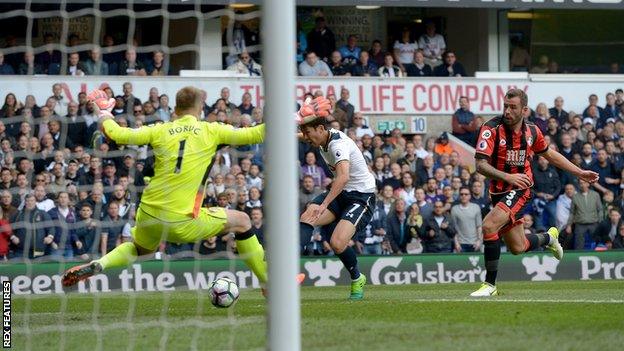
left=62, top=87, right=329, bottom=290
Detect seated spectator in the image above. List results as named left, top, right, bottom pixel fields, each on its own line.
left=351, top=51, right=378, bottom=77
left=393, top=28, right=417, bottom=74
left=418, top=21, right=446, bottom=68
left=0, top=52, right=15, bottom=75
left=421, top=200, right=455, bottom=253
left=378, top=53, right=403, bottom=77
left=531, top=55, right=550, bottom=74
left=227, top=51, right=262, bottom=76
left=368, top=39, right=385, bottom=68
left=66, top=52, right=86, bottom=76
left=338, top=34, right=361, bottom=66
left=329, top=51, right=351, bottom=76
left=101, top=34, right=123, bottom=72
left=433, top=50, right=466, bottom=77
left=299, top=51, right=332, bottom=77
left=118, top=47, right=147, bottom=76
left=434, top=132, right=453, bottom=156
left=406, top=50, right=432, bottom=77
left=509, top=37, right=530, bottom=72
left=592, top=208, right=622, bottom=248
left=18, top=51, right=44, bottom=75
left=300, top=151, right=327, bottom=188
left=546, top=61, right=561, bottom=74
left=35, top=33, right=62, bottom=74
left=146, top=50, right=170, bottom=76
left=84, top=47, right=109, bottom=75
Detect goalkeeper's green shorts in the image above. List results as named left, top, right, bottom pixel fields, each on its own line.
left=131, top=205, right=228, bottom=251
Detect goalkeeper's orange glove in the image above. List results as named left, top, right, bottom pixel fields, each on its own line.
left=296, top=96, right=332, bottom=125
left=87, top=89, right=115, bottom=119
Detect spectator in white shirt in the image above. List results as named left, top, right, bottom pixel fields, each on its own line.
left=393, top=28, right=418, bottom=74
left=34, top=185, right=55, bottom=212
left=378, top=53, right=403, bottom=77
left=556, top=183, right=576, bottom=230
left=353, top=112, right=374, bottom=138
left=418, top=21, right=446, bottom=68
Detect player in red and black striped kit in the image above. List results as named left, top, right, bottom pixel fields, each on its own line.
left=470, top=89, right=599, bottom=297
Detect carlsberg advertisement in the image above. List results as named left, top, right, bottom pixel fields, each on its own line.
left=1, top=252, right=623, bottom=295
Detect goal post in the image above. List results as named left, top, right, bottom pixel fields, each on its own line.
left=262, top=0, right=301, bottom=350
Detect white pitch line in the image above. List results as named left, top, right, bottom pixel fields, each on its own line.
left=390, top=298, right=624, bottom=304
left=12, top=316, right=263, bottom=335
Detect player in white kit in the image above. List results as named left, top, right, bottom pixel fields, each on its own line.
left=298, top=100, right=377, bottom=300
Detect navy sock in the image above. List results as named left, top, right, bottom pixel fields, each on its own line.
left=336, top=246, right=360, bottom=280
left=525, top=233, right=550, bottom=251
left=484, top=239, right=501, bottom=285
left=300, top=222, right=314, bottom=254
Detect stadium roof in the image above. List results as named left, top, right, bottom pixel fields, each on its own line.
left=13, top=0, right=624, bottom=10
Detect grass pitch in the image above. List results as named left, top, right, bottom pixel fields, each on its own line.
left=11, top=280, right=624, bottom=351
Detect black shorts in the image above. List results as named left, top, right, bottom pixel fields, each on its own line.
left=311, top=190, right=376, bottom=232
left=491, top=188, right=532, bottom=233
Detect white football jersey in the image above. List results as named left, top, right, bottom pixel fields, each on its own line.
left=319, top=129, right=376, bottom=193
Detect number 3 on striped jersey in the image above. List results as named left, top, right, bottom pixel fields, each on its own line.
left=346, top=204, right=361, bottom=218
left=174, top=140, right=186, bottom=174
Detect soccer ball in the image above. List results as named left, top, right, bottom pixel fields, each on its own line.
left=209, top=277, right=239, bottom=308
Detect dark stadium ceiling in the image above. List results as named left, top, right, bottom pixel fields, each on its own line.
left=7, top=0, right=624, bottom=10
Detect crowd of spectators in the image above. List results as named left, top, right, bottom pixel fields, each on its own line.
left=3, top=19, right=623, bottom=78
left=0, top=81, right=623, bottom=263
left=0, top=33, right=173, bottom=77
left=297, top=18, right=467, bottom=78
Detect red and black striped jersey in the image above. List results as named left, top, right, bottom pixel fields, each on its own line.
left=474, top=115, right=548, bottom=194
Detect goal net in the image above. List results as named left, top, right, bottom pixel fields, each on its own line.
left=0, top=1, right=290, bottom=349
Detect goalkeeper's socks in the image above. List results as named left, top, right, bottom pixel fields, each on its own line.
left=97, top=242, right=138, bottom=270
left=235, top=230, right=268, bottom=284
left=336, top=246, right=360, bottom=280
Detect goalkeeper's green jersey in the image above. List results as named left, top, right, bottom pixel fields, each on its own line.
left=102, top=115, right=265, bottom=220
